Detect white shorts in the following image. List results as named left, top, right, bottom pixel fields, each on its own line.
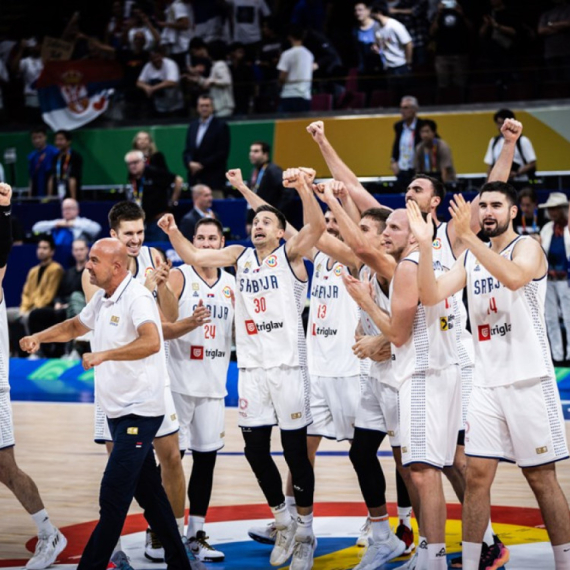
left=400, top=366, right=462, bottom=469
left=238, top=365, right=312, bottom=431
left=172, top=392, right=225, bottom=453
left=94, top=387, right=180, bottom=443
left=0, top=389, right=15, bottom=449
left=466, top=376, right=569, bottom=468
left=307, top=375, right=360, bottom=441
left=355, top=373, right=400, bottom=447
left=460, top=364, right=474, bottom=431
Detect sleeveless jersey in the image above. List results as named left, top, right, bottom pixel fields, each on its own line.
left=307, top=252, right=360, bottom=377
left=0, top=292, right=9, bottom=394
left=235, top=244, right=308, bottom=369
left=464, top=235, right=552, bottom=386
left=168, top=266, right=235, bottom=398
left=390, top=250, right=459, bottom=383
left=133, top=246, right=155, bottom=285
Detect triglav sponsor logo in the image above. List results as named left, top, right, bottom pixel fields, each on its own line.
left=245, top=319, right=284, bottom=335
left=312, top=324, right=338, bottom=337
left=478, top=322, right=511, bottom=341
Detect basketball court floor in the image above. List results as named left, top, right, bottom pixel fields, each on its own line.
left=1, top=402, right=569, bottom=569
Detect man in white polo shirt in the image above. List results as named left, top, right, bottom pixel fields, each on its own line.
left=20, top=239, right=196, bottom=570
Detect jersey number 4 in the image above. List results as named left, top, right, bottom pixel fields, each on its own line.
left=487, top=297, right=498, bottom=315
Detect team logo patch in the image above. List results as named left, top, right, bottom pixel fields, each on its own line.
left=126, top=427, right=138, bottom=435
left=432, top=238, right=442, bottom=250
left=239, top=398, right=248, bottom=410
left=243, top=262, right=251, bottom=274
left=245, top=320, right=258, bottom=335
left=334, top=266, right=343, bottom=277
left=440, top=317, right=449, bottom=331
left=190, top=346, right=204, bottom=360
left=265, top=255, right=278, bottom=268
left=192, top=282, right=200, bottom=291
left=222, top=286, right=232, bottom=298
left=291, top=412, right=302, bottom=420
left=170, top=413, right=177, bottom=421
left=478, top=324, right=491, bottom=341
left=144, top=266, right=154, bottom=277
left=110, top=316, right=120, bottom=326
left=536, top=446, right=548, bottom=455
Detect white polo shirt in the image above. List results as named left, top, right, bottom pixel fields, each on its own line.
left=79, top=273, right=166, bottom=419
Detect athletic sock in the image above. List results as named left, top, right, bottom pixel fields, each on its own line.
left=187, top=515, right=205, bottom=539
left=31, top=509, right=56, bottom=537
left=271, top=502, right=291, bottom=527
left=112, top=538, right=122, bottom=555
left=553, top=543, right=570, bottom=570
left=370, top=514, right=391, bottom=541
left=462, top=542, right=483, bottom=570
left=285, top=495, right=297, bottom=517
left=483, top=520, right=494, bottom=547
left=397, top=506, right=413, bottom=530
left=295, top=512, right=314, bottom=540
left=417, top=536, right=428, bottom=569
left=427, top=543, right=447, bottom=570
left=176, top=516, right=185, bottom=537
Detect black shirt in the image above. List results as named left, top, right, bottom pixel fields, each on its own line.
left=50, top=149, right=83, bottom=200
left=129, top=165, right=176, bottom=222
left=434, top=9, right=471, bottom=55
left=55, top=266, right=84, bottom=304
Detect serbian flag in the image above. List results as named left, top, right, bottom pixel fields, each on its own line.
left=37, top=60, right=123, bottom=131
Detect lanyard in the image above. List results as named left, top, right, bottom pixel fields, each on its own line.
left=253, top=165, right=266, bottom=192
left=132, top=176, right=144, bottom=206
left=56, top=151, right=71, bottom=181
left=423, top=142, right=437, bottom=172
left=521, top=209, right=538, bottom=234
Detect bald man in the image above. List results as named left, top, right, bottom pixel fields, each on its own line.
left=21, top=238, right=196, bottom=570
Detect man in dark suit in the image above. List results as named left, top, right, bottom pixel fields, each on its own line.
left=390, top=95, right=424, bottom=191
left=179, top=184, right=217, bottom=241
left=182, top=95, right=231, bottom=194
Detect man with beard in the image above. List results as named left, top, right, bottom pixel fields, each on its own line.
left=407, top=185, right=570, bottom=570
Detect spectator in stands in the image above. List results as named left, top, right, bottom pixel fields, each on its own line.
left=187, top=41, right=235, bottom=117
left=125, top=149, right=183, bottom=241
left=390, top=95, right=424, bottom=190
left=430, top=0, right=472, bottom=89
left=28, top=127, right=58, bottom=198
left=303, top=28, right=344, bottom=92
left=182, top=94, right=230, bottom=193
left=353, top=2, right=383, bottom=93
left=277, top=24, right=314, bottom=113
left=179, top=184, right=217, bottom=240
left=132, top=130, right=169, bottom=171
left=193, top=0, right=228, bottom=43
left=413, top=119, right=456, bottom=183
left=47, top=130, right=83, bottom=201
left=137, top=47, right=184, bottom=115
left=484, top=109, right=537, bottom=184
left=7, top=235, right=64, bottom=356
left=226, top=0, right=271, bottom=60
left=10, top=38, right=43, bottom=116
left=539, top=192, right=570, bottom=365
left=125, top=5, right=161, bottom=50
left=187, top=37, right=212, bottom=78
left=105, top=0, right=128, bottom=49
left=388, top=0, right=429, bottom=66
left=291, top=0, right=326, bottom=32
left=0, top=57, right=8, bottom=115
left=514, top=187, right=545, bottom=237
left=228, top=42, right=255, bottom=114
left=256, top=18, right=281, bottom=111
left=158, top=0, right=194, bottom=70
left=538, top=0, right=570, bottom=82
left=27, top=238, right=89, bottom=359
left=118, top=30, right=150, bottom=117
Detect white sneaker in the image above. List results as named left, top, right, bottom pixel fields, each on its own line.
left=248, top=521, right=277, bottom=545
left=356, top=517, right=371, bottom=547
left=269, top=518, right=297, bottom=566
left=354, top=532, right=406, bottom=570
left=188, top=530, right=225, bottom=562
left=144, top=528, right=165, bottom=562
left=290, top=535, right=317, bottom=570
left=396, top=550, right=418, bottom=569
left=26, top=529, right=67, bottom=570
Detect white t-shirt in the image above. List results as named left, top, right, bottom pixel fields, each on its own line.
left=375, top=18, right=412, bottom=68
left=161, top=0, right=194, bottom=54
left=138, top=57, right=183, bottom=112
left=277, top=45, right=314, bottom=100
left=19, top=57, right=43, bottom=107
left=78, top=274, right=167, bottom=419
left=228, top=0, right=271, bottom=44
left=483, top=135, right=536, bottom=181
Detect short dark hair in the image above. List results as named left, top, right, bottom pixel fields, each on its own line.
left=197, top=94, right=213, bottom=104
left=31, top=126, right=47, bottom=135
left=37, top=233, right=56, bottom=250
left=54, top=129, right=72, bottom=141
left=251, top=141, right=271, bottom=155
left=479, top=180, right=518, bottom=207
left=194, top=217, right=224, bottom=237
left=518, top=186, right=537, bottom=204
left=411, top=174, right=446, bottom=202
left=493, top=109, right=515, bottom=122
left=189, top=37, right=207, bottom=51
left=361, top=207, right=392, bottom=232
left=108, top=201, right=145, bottom=231
left=228, top=41, right=245, bottom=52
left=421, top=119, right=438, bottom=134
left=371, top=1, right=389, bottom=16
left=288, top=24, right=305, bottom=41
left=255, top=205, right=287, bottom=230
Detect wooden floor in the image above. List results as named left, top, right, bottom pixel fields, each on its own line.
left=1, top=401, right=570, bottom=560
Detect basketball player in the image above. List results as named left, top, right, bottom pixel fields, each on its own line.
left=165, top=217, right=235, bottom=563
left=407, top=187, right=570, bottom=570
left=159, top=168, right=324, bottom=570
left=82, top=202, right=186, bottom=563
left=343, top=208, right=461, bottom=570
left=0, top=183, right=67, bottom=568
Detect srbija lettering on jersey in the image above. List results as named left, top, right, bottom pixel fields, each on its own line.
left=307, top=252, right=360, bottom=377
left=464, top=235, right=552, bottom=386
left=168, top=266, right=235, bottom=398
left=235, top=245, right=308, bottom=369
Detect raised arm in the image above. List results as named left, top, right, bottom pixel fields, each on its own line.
left=147, top=251, right=178, bottom=322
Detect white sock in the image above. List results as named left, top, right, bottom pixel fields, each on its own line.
left=186, top=515, right=205, bottom=539
left=417, top=536, right=428, bottom=569
left=483, top=520, right=494, bottom=547
left=271, top=502, right=291, bottom=527
left=553, top=543, right=570, bottom=570
left=427, top=543, right=447, bottom=570
left=370, top=514, right=391, bottom=541
left=176, top=516, right=185, bottom=537
left=285, top=495, right=297, bottom=517
left=31, top=509, right=56, bottom=537
left=112, top=538, right=122, bottom=555
left=295, top=512, right=314, bottom=539
left=462, top=542, right=483, bottom=570
left=398, top=506, right=413, bottom=529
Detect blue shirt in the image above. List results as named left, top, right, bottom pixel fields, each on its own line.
left=548, top=232, right=567, bottom=272
left=28, top=144, right=58, bottom=197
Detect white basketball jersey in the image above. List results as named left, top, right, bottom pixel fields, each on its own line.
left=390, top=251, right=459, bottom=383
left=465, top=235, right=553, bottom=386
left=433, top=222, right=474, bottom=367
left=235, top=245, right=308, bottom=369
left=0, top=292, right=9, bottom=393
left=307, top=252, right=360, bottom=377
left=133, top=246, right=155, bottom=285
left=168, top=266, right=235, bottom=398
